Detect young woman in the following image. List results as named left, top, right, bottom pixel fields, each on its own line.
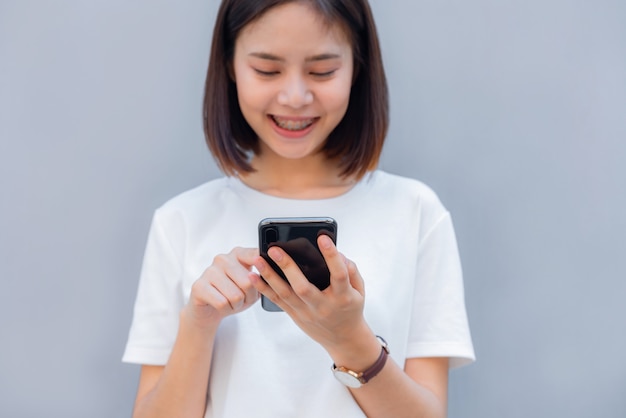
left=123, top=1, right=475, bottom=417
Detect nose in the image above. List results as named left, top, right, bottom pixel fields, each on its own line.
left=277, top=74, right=313, bottom=108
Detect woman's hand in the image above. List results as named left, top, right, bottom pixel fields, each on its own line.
left=250, top=235, right=371, bottom=351
left=184, top=247, right=260, bottom=328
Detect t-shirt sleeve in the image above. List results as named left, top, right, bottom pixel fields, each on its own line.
left=122, top=210, right=185, bottom=365
left=406, top=212, right=475, bottom=368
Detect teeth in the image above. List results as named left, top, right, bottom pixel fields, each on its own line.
left=272, top=116, right=314, bottom=131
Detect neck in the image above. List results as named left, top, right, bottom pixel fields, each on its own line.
left=239, top=153, right=357, bottom=199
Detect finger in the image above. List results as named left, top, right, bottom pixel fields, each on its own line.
left=211, top=267, right=251, bottom=310
left=266, top=246, right=319, bottom=304
left=234, top=247, right=260, bottom=268
left=345, top=258, right=365, bottom=296
left=191, top=273, right=242, bottom=314
left=317, top=234, right=350, bottom=293
left=215, top=249, right=259, bottom=303
left=253, top=253, right=307, bottom=310
left=248, top=271, right=284, bottom=311
left=253, top=254, right=294, bottom=296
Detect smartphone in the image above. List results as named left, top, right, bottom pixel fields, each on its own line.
left=258, top=217, right=338, bottom=312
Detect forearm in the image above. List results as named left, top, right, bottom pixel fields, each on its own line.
left=349, top=360, right=446, bottom=418
left=133, top=309, right=218, bottom=418
left=326, top=329, right=447, bottom=418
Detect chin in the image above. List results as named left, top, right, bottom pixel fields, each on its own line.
left=264, top=142, right=325, bottom=162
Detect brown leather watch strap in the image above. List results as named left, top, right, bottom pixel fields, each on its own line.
left=360, top=336, right=389, bottom=383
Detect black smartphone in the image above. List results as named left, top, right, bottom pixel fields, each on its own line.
left=258, top=217, right=338, bottom=312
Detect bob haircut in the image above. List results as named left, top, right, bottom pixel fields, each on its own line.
left=203, top=0, right=388, bottom=179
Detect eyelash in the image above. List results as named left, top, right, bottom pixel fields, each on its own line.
left=254, top=69, right=279, bottom=77
left=253, top=69, right=336, bottom=78
left=311, top=70, right=336, bottom=78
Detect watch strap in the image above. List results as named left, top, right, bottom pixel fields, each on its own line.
left=332, top=336, right=390, bottom=385
left=360, top=337, right=389, bottom=383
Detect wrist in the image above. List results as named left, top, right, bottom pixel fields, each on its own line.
left=325, top=323, right=381, bottom=372
left=180, top=305, right=221, bottom=335
left=332, top=336, right=390, bottom=388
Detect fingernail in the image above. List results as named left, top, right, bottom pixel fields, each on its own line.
left=268, top=247, right=283, bottom=261
left=319, top=234, right=332, bottom=249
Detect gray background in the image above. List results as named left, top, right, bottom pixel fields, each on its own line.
left=1, top=0, right=624, bottom=417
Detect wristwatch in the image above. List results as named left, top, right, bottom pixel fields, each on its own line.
left=332, top=336, right=389, bottom=388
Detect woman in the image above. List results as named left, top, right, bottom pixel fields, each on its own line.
left=123, top=0, right=475, bottom=416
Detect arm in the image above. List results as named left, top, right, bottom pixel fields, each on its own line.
left=132, top=247, right=259, bottom=418
left=332, top=344, right=448, bottom=417
left=132, top=311, right=217, bottom=418
left=250, top=236, right=448, bottom=418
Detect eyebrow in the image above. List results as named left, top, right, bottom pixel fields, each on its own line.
left=248, top=52, right=341, bottom=62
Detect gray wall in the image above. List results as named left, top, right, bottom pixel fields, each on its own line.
left=1, top=1, right=624, bottom=417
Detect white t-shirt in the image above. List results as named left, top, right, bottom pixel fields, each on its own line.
left=123, top=170, right=475, bottom=418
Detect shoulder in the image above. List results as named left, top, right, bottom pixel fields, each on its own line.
left=150, top=177, right=234, bottom=228
left=363, top=171, right=451, bottom=236
left=367, top=170, right=446, bottom=210
left=159, top=177, right=229, bottom=209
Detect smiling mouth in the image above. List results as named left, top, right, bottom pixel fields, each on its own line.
left=270, top=115, right=317, bottom=131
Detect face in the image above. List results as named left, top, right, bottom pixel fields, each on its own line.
left=232, top=2, right=354, bottom=163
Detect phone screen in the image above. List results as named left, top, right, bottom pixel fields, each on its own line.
left=258, top=217, right=337, bottom=311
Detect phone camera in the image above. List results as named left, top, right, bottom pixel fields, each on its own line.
left=264, top=228, right=278, bottom=245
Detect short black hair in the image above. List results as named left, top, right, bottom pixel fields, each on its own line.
left=203, top=0, right=388, bottom=179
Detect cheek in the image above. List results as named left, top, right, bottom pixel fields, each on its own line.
left=236, top=78, right=274, bottom=112
left=326, top=74, right=353, bottom=110
left=237, top=87, right=263, bottom=116
left=321, top=85, right=352, bottom=115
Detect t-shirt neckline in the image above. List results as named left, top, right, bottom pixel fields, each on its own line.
left=228, top=171, right=377, bottom=202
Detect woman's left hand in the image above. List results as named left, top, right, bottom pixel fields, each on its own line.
left=250, top=234, right=372, bottom=352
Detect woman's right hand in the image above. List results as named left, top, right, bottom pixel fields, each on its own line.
left=183, top=247, right=260, bottom=328
left=132, top=247, right=260, bottom=418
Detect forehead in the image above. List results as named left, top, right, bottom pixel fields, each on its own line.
left=236, top=2, right=352, bottom=53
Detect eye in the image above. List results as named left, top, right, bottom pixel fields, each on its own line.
left=253, top=68, right=279, bottom=77
left=310, top=70, right=336, bottom=78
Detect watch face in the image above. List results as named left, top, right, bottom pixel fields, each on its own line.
left=333, top=369, right=363, bottom=388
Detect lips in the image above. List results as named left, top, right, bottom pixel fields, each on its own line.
left=270, top=115, right=318, bottom=131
